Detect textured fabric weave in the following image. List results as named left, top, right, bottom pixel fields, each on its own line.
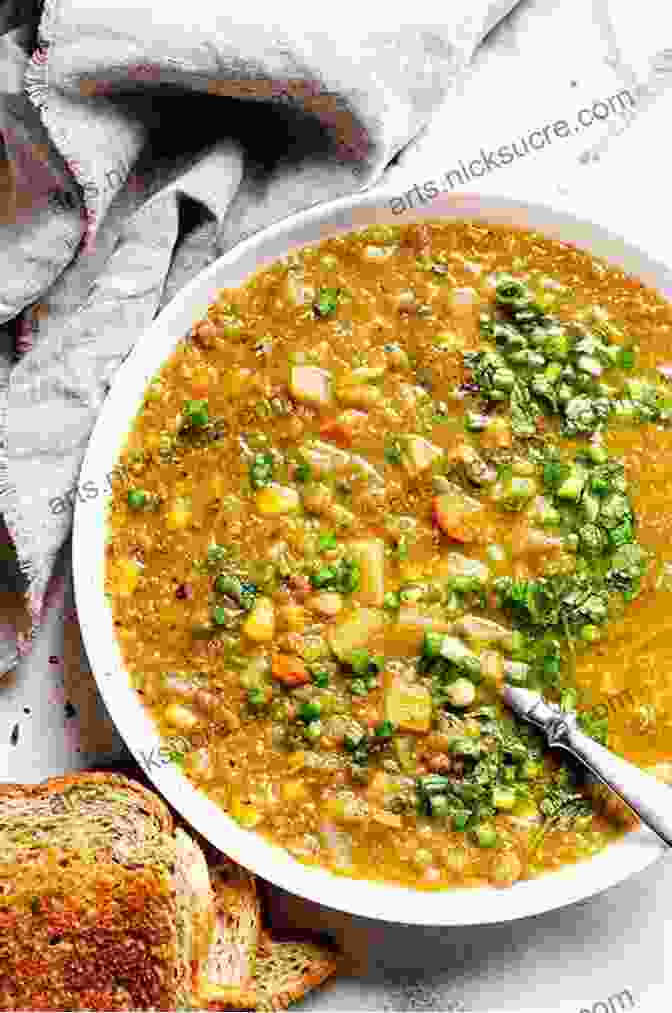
left=0, top=0, right=518, bottom=675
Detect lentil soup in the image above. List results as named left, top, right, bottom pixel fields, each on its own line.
left=106, top=221, right=672, bottom=891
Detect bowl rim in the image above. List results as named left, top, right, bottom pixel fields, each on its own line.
left=73, top=185, right=669, bottom=926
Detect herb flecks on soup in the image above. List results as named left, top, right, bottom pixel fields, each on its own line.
left=106, top=222, right=672, bottom=891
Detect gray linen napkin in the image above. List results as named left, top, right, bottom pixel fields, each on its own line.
left=0, top=0, right=520, bottom=676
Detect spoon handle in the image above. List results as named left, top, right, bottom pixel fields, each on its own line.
left=556, top=718, right=672, bottom=847
left=502, top=685, right=672, bottom=847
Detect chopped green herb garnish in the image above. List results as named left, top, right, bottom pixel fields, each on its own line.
left=374, top=719, right=395, bottom=739
left=313, top=286, right=341, bottom=317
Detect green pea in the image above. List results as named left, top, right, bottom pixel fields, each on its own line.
left=303, top=719, right=323, bottom=741
left=313, top=287, right=341, bottom=318
left=247, top=687, right=267, bottom=709
left=348, top=649, right=371, bottom=675
left=127, top=488, right=149, bottom=510
left=587, top=443, right=608, bottom=464
left=475, top=826, right=499, bottom=848
left=618, top=347, right=636, bottom=369
left=183, top=399, right=209, bottom=427
left=317, top=532, right=338, bottom=552
left=422, top=631, right=445, bottom=659
left=215, top=574, right=242, bottom=597
left=299, top=700, right=322, bottom=723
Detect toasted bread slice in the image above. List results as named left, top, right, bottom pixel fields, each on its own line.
left=0, top=772, right=213, bottom=1011
left=196, top=857, right=262, bottom=1010
left=254, top=934, right=339, bottom=1011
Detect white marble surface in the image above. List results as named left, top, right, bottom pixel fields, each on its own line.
left=3, top=0, right=672, bottom=1009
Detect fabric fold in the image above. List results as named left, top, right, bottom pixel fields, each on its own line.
left=0, top=0, right=520, bottom=675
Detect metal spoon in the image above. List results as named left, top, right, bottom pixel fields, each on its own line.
left=503, top=684, right=672, bottom=847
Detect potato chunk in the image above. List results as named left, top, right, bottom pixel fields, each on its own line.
left=385, top=608, right=453, bottom=656
left=385, top=677, right=432, bottom=734
left=290, top=365, right=332, bottom=406
left=255, top=484, right=300, bottom=515
left=328, top=607, right=384, bottom=661
left=432, top=487, right=485, bottom=543
left=285, top=274, right=315, bottom=306
left=300, top=439, right=350, bottom=476
left=400, top=435, right=443, bottom=478
left=110, top=558, right=142, bottom=597
left=436, top=552, right=490, bottom=585
left=242, top=596, right=275, bottom=642
left=165, top=496, right=192, bottom=531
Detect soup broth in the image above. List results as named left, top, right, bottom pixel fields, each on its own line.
left=106, top=222, right=672, bottom=889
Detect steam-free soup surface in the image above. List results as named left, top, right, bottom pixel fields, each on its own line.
left=107, top=221, right=672, bottom=890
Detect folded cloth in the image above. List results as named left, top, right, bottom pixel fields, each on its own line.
left=0, top=0, right=520, bottom=677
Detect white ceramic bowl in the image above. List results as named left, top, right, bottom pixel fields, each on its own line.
left=74, top=188, right=670, bottom=925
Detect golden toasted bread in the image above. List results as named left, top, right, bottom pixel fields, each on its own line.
left=0, top=772, right=213, bottom=1011
left=196, top=856, right=262, bottom=1010
left=254, top=932, right=339, bottom=1012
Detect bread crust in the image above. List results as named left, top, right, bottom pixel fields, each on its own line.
left=254, top=934, right=339, bottom=1012
left=196, top=858, right=262, bottom=1010
left=0, top=774, right=340, bottom=1012
left=0, top=771, right=173, bottom=833
left=0, top=773, right=189, bottom=1010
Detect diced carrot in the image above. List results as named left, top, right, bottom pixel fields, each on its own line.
left=319, top=418, right=354, bottom=446
left=271, top=653, right=311, bottom=687
left=190, top=383, right=209, bottom=399
left=442, top=523, right=471, bottom=543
